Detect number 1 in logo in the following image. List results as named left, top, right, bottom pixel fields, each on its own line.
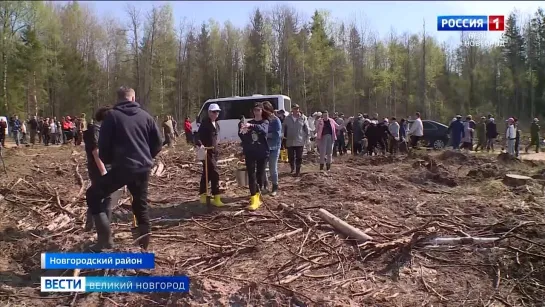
left=488, top=15, right=505, bottom=31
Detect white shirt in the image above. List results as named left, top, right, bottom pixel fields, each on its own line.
left=506, top=125, right=516, bottom=139
left=409, top=118, right=424, bottom=137
left=50, top=123, right=57, bottom=134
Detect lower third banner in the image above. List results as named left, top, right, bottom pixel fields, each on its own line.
left=41, top=276, right=190, bottom=293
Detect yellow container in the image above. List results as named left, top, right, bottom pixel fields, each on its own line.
left=279, top=149, right=288, bottom=162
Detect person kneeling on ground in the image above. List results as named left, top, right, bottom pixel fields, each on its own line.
left=239, top=102, right=270, bottom=211
left=316, top=110, right=339, bottom=171
left=83, top=106, right=121, bottom=232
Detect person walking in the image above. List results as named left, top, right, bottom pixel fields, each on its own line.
left=282, top=104, right=309, bottom=177
left=12, top=115, right=21, bottom=146
left=162, top=115, right=174, bottom=147
left=262, top=101, right=281, bottom=196
left=196, top=103, right=224, bottom=207
left=238, top=102, right=270, bottom=210
left=0, top=118, right=6, bottom=147
left=388, top=117, right=400, bottom=155
left=408, top=112, right=423, bottom=148
left=28, top=115, right=38, bottom=145
left=448, top=115, right=465, bottom=150
left=525, top=118, right=540, bottom=154
left=85, top=86, right=162, bottom=251
left=352, top=114, right=365, bottom=155
left=83, top=106, right=121, bottom=232
left=316, top=111, right=339, bottom=171
left=505, top=118, right=516, bottom=156
left=474, top=116, right=487, bottom=152
left=486, top=117, right=498, bottom=152
left=184, top=117, right=193, bottom=144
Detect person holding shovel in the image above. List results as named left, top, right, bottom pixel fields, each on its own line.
left=196, top=103, right=224, bottom=207
left=239, top=102, right=270, bottom=211
left=83, top=106, right=121, bottom=232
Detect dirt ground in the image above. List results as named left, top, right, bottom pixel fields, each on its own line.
left=0, top=141, right=545, bottom=307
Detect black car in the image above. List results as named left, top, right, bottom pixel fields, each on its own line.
left=408, top=120, right=450, bottom=149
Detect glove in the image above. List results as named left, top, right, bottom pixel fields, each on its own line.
left=196, top=145, right=206, bottom=161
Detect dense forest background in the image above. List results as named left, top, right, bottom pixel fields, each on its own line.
left=1, top=1, right=545, bottom=124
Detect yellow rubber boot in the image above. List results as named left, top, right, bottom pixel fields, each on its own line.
left=247, top=193, right=262, bottom=211
left=199, top=194, right=208, bottom=204
left=210, top=195, right=224, bottom=207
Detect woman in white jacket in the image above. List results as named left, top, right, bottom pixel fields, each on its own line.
left=505, top=118, right=516, bottom=156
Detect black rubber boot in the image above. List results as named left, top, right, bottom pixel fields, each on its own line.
left=136, top=224, right=151, bottom=250
left=326, top=163, right=331, bottom=171
left=89, top=213, right=113, bottom=252
left=83, top=210, right=94, bottom=231
left=320, top=164, right=324, bottom=171
left=294, top=165, right=301, bottom=177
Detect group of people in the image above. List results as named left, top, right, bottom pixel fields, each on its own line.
left=447, top=114, right=541, bottom=157
left=307, top=111, right=423, bottom=159
left=1, top=114, right=88, bottom=147
left=194, top=103, right=428, bottom=212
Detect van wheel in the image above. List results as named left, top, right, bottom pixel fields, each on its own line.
left=433, top=139, right=445, bottom=149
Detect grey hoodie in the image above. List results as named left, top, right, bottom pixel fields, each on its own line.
left=283, top=114, right=309, bottom=147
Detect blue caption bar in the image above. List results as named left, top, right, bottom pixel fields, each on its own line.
left=437, top=15, right=488, bottom=31
left=86, top=276, right=189, bottom=292
left=41, top=253, right=155, bottom=269
left=41, top=276, right=190, bottom=293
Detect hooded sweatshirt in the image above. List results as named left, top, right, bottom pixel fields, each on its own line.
left=239, top=119, right=270, bottom=160
left=98, top=100, right=162, bottom=172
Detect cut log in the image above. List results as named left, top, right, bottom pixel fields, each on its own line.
left=317, top=209, right=373, bottom=242
left=503, top=174, right=532, bottom=186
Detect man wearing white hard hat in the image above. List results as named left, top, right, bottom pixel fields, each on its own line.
left=196, top=103, right=224, bottom=207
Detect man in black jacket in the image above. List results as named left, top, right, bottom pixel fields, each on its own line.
left=486, top=117, right=498, bottom=152
left=196, top=103, right=224, bottom=207
left=85, top=86, right=162, bottom=251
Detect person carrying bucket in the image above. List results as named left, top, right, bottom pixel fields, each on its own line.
left=196, top=103, right=224, bottom=207
left=239, top=102, right=270, bottom=211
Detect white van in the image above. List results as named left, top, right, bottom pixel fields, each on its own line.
left=192, top=94, right=291, bottom=142
left=0, top=116, right=8, bottom=135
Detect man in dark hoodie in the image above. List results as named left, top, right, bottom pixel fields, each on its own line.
left=85, top=86, right=162, bottom=251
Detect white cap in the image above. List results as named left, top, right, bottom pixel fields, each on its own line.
left=208, top=103, right=221, bottom=111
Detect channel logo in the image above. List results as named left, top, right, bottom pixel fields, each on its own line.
left=437, top=15, right=505, bottom=31
left=41, top=277, right=86, bottom=292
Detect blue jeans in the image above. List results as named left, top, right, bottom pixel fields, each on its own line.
left=268, top=148, right=280, bottom=185
left=13, top=131, right=20, bottom=145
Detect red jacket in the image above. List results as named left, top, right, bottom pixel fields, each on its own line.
left=184, top=120, right=192, bottom=133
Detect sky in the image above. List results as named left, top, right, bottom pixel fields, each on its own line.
left=88, top=1, right=543, bottom=45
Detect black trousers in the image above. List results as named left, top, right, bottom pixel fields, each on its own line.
left=88, top=170, right=121, bottom=217
left=287, top=146, right=303, bottom=170
left=353, top=141, right=363, bottom=155
left=86, top=168, right=150, bottom=227
left=245, top=156, right=266, bottom=196
left=410, top=135, right=421, bottom=148
left=199, top=154, right=220, bottom=195
left=335, top=136, right=346, bottom=155
left=0, top=134, right=4, bottom=147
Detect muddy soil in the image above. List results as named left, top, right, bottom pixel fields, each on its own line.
left=0, top=144, right=544, bottom=306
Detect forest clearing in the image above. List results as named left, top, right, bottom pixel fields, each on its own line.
left=0, top=143, right=544, bottom=306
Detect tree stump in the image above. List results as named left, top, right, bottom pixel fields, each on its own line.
left=503, top=174, right=531, bottom=187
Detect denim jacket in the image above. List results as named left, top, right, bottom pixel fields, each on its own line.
left=266, top=116, right=282, bottom=151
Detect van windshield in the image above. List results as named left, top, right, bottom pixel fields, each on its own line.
left=198, top=97, right=279, bottom=122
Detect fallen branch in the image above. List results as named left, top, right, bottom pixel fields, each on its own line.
left=265, top=228, right=302, bottom=242
left=317, top=208, right=373, bottom=242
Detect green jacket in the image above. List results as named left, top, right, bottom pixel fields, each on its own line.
left=531, top=122, right=540, bottom=139
left=476, top=122, right=486, bottom=139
